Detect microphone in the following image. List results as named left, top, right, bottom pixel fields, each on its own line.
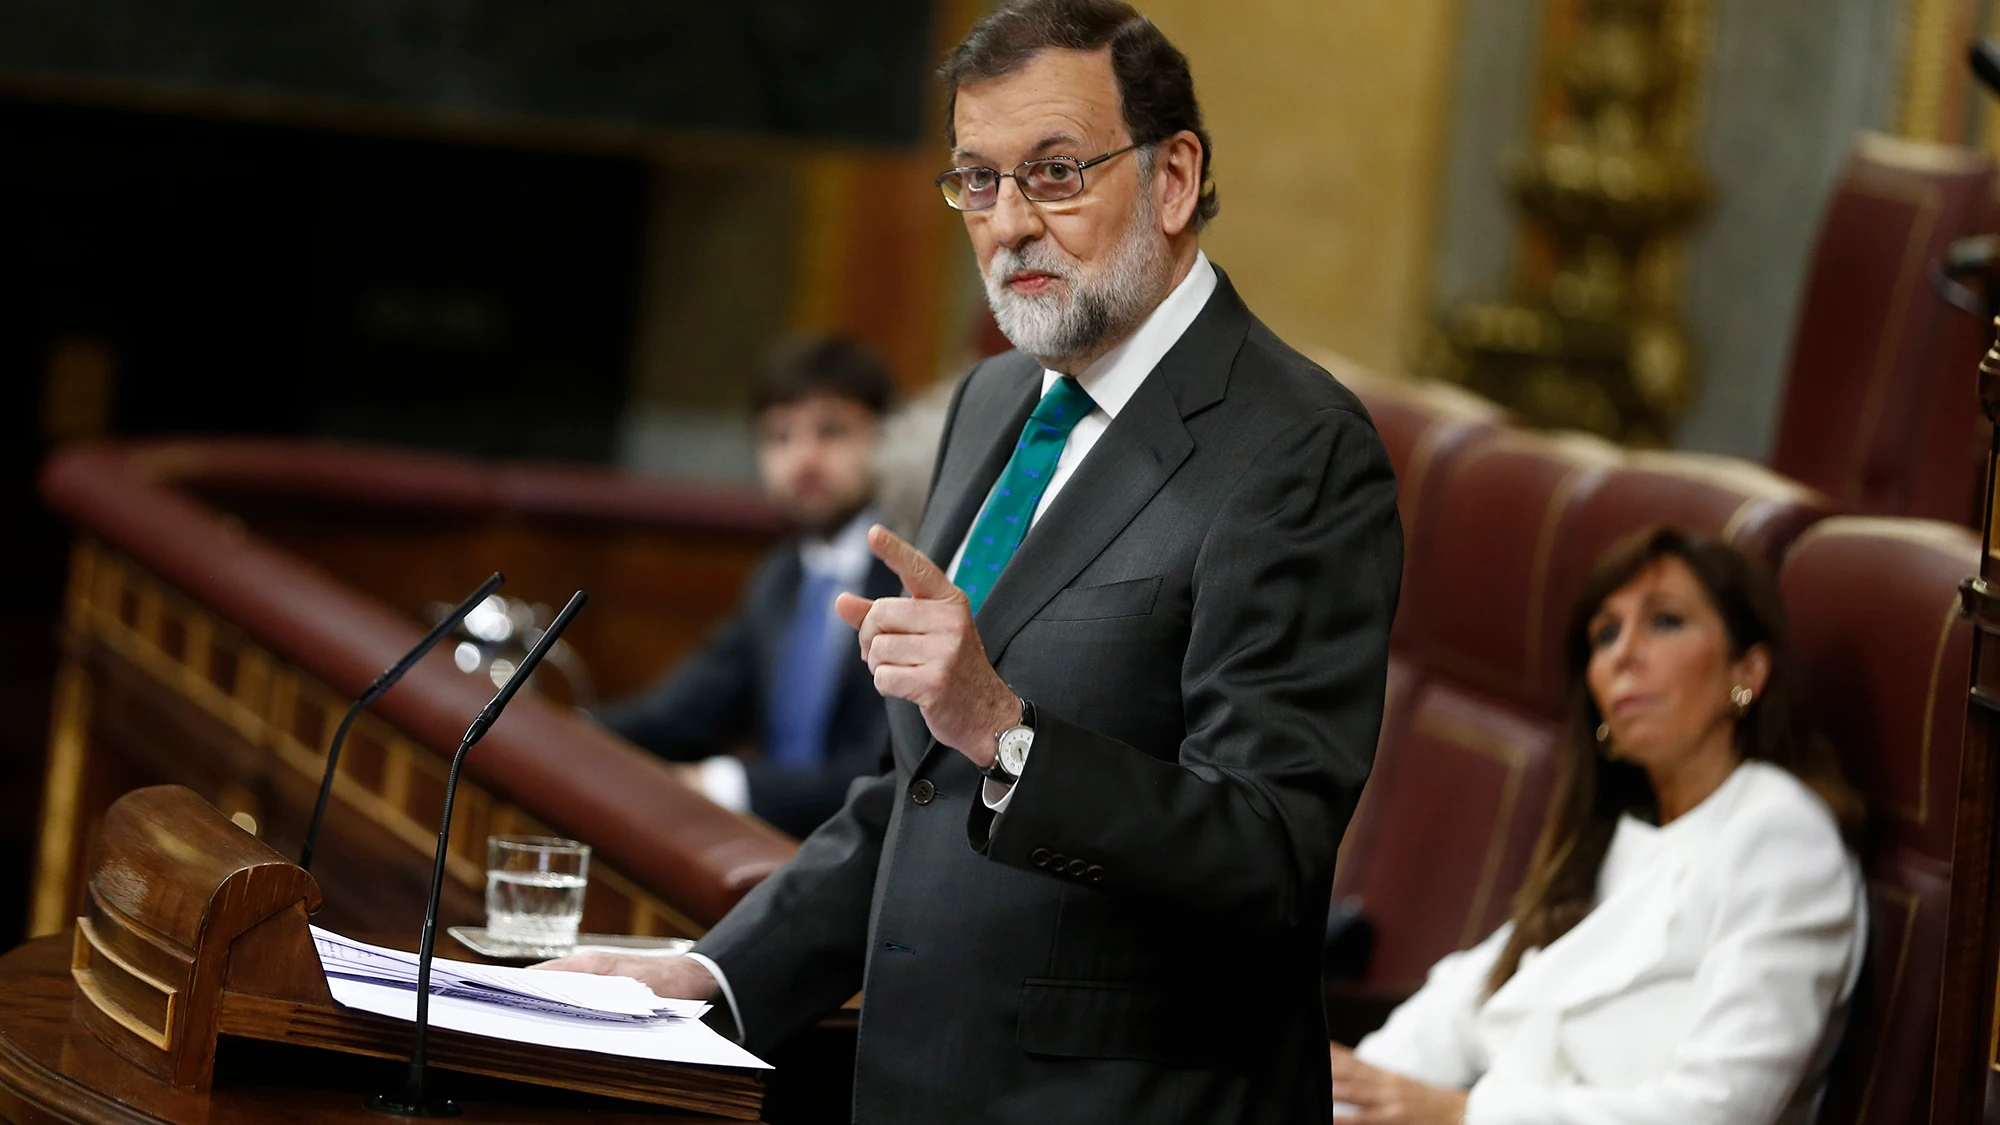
left=299, top=572, right=505, bottom=873
left=370, top=589, right=588, bottom=1118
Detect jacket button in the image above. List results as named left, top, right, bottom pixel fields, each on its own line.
left=910, top=779, right=936, bottom=805
left=1085, top=865, right=1105, bottom=884
left=1065, top=859, right=1088, bottom=877
left=1048, top=853, right=1068, bottom=870
left=1031, top=848, right=1052, bottom=867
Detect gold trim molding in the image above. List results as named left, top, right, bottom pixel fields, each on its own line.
left=1900, top=0, right=1977, bottom=144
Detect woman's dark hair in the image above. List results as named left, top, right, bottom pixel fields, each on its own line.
left=939, top=0, right=1219, bottom=229
left=1487, top=525, right=1863, bottom=994
left=750, top=336, right=895, bottom=419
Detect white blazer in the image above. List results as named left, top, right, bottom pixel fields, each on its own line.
left=1353, top=760, right=1866, bottom=1125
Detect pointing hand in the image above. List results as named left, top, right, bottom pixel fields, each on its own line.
left=834, top=525, right=1019, bottom=767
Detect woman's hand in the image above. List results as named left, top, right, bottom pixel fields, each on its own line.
left=1330, top=1043, right=1468, bottom=1125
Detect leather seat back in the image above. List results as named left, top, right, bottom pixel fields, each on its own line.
left=1780, top=518, right=1976, bottom=1125
left=1335, top=429, right=1611, bottom=985
left=1334, top=368, right=1510, bottom=938
left=1335, top=417, right=1835, bottom=990
left=1334, top=358, right=1507, bottom=651
left=1770, top=133, right=1993, bottom=523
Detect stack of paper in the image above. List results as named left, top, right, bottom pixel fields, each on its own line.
left=310, top=927, right=768, bottom=1070
left=313, top=928, right=705, bottom=1022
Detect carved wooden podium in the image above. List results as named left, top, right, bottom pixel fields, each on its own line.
left=41, top=785, right=763, bottom=1121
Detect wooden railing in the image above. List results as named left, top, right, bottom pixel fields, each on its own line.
left=33, top=439, right=798, bottom=943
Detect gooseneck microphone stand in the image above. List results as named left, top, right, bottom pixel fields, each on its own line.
left=299, top=572, right=505, bottom=873
left=368, top=590, right=588, bottom=1118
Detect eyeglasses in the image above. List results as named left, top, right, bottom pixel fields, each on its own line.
left=935, top=143, right=1142, bottom=211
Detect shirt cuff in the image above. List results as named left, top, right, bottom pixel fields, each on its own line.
left=696, top=755, right=751, bottom=813
left=981, top=775, right=1018, bottom=813
left=681, top=951, right=746, bottom=1044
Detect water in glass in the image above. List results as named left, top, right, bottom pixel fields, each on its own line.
left=485, top=835, right=589, bottom=954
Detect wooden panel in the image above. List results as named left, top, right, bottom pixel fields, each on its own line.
left=0, top=935, right=753, bottom=1123
left=222, top=505, right=770, bottom=704
left=32, top=541, right=703, bottom=943
left=216, top=990, right=761, bottom=1119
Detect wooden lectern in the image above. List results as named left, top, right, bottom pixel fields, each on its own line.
left=38, top=785, right=762, bottom=1121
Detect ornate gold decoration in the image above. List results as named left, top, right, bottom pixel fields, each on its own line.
left=1902, top=0, right=1975, bottom=144
left=28, top=657, right=93, bottom=937
left=1436, top=0, right=1713, bottom=444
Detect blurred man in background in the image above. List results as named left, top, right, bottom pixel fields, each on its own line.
left=594, top=338, right=899, bottom=838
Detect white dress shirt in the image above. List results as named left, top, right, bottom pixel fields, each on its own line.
left=1350, top=761, right=1866, bottom=1125
left=694, top=507, right=879, bottom=812
left=802, top=506, right=881, bottom=586
left=949, top=252, right=1217, bottom=814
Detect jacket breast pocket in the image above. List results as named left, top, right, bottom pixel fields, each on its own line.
left=1036, top=576, right=1162, bottom=622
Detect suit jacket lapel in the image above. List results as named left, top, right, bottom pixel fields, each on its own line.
left=1482, top=846, right=1682, bottom=1018
left=901, top=271, right=1251, bottom=772
left=752, top=546, right=805, bottom=679
left=969, top=377, right=1192, bottom=666
left=861, top=557, right=902, bottom=600
left=890, top=357, right=1039, bottom=773
left=1485, top=767, right=1764, bottom=1019
left=968, top=268, right=1250, bottom=666
left=915, top=357, right=1043, bottom=569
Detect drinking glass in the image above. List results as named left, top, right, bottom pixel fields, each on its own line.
left=484, top=835, right=590, bottom=955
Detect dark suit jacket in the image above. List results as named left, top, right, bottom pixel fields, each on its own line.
left=594, top=546, right=899, bottom=838
left=693, top=269, right=1403, bottom=1124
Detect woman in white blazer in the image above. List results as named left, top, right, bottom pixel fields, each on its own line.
left=1332, top=526, right=1866, bottom=1125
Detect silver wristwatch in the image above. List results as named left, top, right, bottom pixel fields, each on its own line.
left=987, top=696, right=1037, bottom=784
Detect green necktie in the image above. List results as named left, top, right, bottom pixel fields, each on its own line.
left=955, top=376, right=1096, bottom=615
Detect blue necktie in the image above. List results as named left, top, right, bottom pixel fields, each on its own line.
left=955, top=377, right=1096, bottom=615
left=765, top=568, right=843, bottom=769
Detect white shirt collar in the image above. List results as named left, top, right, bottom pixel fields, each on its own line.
left=1039, top=250, right=1217, bottom=419
left=800, top=506, right=878, bottom=586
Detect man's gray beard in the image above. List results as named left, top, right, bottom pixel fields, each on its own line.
left=982, top=198, right=1174, bottom=366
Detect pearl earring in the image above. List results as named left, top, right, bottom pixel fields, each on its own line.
left=1729, top=684, right=1753, bottom=717
left=1595, top=722, right=1610, bottom=744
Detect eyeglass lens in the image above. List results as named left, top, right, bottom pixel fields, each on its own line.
left=940, top=158, right=1085, bottom=210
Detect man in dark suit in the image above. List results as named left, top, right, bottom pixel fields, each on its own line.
left=548, top=3, right=1402, bottom=1120
left=594, top=338, right=901, bottom=838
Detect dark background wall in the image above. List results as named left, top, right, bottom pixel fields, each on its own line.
left=5, top=101, right=652, bottom=460
left=0, top=0, right=937, bottom=145
left=0, top=0, right=951, bottom=947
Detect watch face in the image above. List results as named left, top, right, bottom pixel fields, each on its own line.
left=998, top=728, right=1033, bottom=775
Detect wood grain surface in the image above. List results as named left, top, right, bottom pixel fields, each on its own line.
left=0, top=936, right=756, bottom=1124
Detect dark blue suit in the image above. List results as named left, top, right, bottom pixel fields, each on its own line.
left=596, top=545, right=899, bottom=838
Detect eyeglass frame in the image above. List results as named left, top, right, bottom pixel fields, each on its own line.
left=935, top=142, right=1146, bottom=211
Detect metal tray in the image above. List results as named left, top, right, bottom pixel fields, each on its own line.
left=446, top=925, right=694, bottom=963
